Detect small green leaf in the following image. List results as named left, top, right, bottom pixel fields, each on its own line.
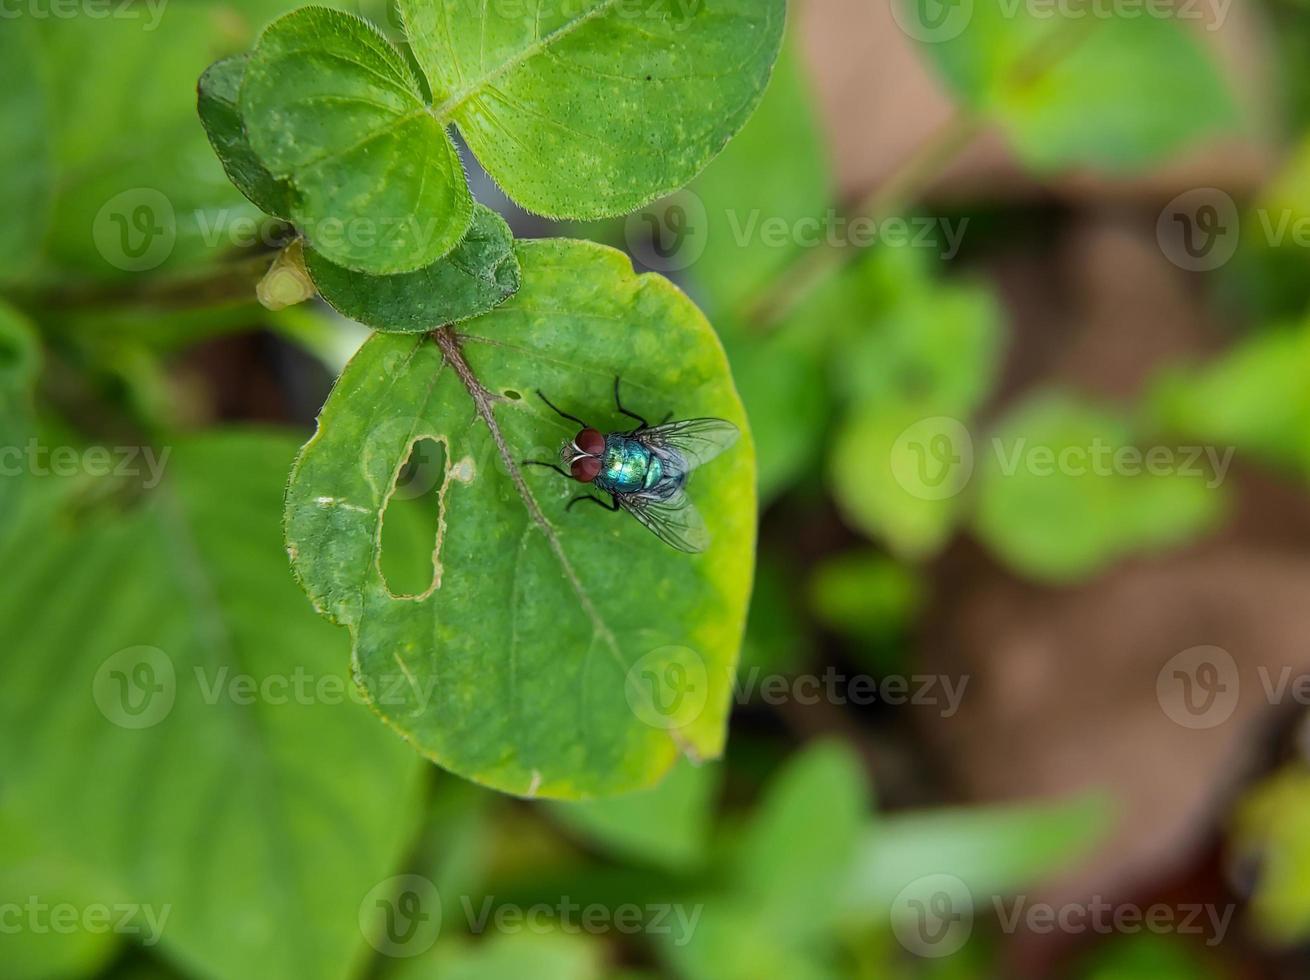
left=285, top=239, right=756, bottom=799
left=0, top=432, right=425, bottom=980
left=1148, top=321, right=1310, bottom=478
left=907, top=1, right=1237, bottom=171
left=843, top=794, right=1109, bottom=913
left=401, top=0, right=786, bottom=218
left=242, top=6, right=472, bottom=274
left=306, top=204, right=522, bottom=331
left=735, top=741, right=869, bottom=940
left=544, top=758, right=718, bottom=871
left=828, top=250, right=1002, bottom=559
left=197, top=53, right=295, bottom=219
left=401, top=933, right=606, bottom=980
left=973, top=392, right=1224, bottom=582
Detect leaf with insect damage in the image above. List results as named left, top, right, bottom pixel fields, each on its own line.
left=284, top=238, right=756, bottom=799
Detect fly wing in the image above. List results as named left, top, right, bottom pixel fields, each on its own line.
left=619, top=487, right=711, bottom=554
left=635, top=418, right=740, bottom=472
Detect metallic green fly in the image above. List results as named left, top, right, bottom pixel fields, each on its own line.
left=524, top=377, right=739, bottom=553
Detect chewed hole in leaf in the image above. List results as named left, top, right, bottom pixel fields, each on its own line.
left=380, top=436, right=447, bottom=598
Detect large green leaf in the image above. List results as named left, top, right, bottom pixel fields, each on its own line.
left=285, top=239, right=756, bottom=799
left=305, top=204, right=522, bottom=331
left=0, top=815, right=119, bottom=980
left=0, top=17, right=52, bottom=281
left=906, top=0, right=1237, bottom=171
left=0, top=432, right=425, bottom=980
left=973, top=392, right=1224, bottom=582
left=35, top=9, right=261, bottom=281
left=242, top=6, right=472, bottom=274
left=0, top=302, right=39, bottom=545
left=400, top=0, right=786, bottom=218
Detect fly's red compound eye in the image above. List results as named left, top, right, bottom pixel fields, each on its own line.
left=575, top=428, right=605, bottom=456
left=571, top=456, right=602, bottom=483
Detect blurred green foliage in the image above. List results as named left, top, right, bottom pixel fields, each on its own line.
left=2, top=0, right=1310, bottom=978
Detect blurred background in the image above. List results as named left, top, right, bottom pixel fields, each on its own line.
left=4, top=0, right=1310, bottom=977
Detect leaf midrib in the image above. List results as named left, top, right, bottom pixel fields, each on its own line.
left=432, top=327, right=698, bottom=767
left=430, top=0, right=623, bottom=122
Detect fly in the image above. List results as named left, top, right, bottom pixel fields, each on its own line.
left=523, top=377, right=739, bottom=554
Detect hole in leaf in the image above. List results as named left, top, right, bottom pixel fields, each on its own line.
left=504, top=389, right=522, bottom=400
left=380, top=436, right=446, bottom=598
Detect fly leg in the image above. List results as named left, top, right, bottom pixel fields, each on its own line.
left=567, top=493, right=621, bottom=513
left=523, top=460, right=571, bottom=479
left=613, top=376, right=651, bottom=432
left=536, top=390, right=590, bottom=429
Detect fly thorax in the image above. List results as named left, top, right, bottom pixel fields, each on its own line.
left=601, top=437, right=653, bottom=494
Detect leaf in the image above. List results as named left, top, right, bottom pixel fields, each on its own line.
left=662, top=741, right=868, bottom=980
left=689, top=37, right=834, bottom=314
left=34, top=9, right=262, bottom=280
left=0, top=432, right=425, bottom=980
left=734, top=741, right=869, bottom=940
left=242, top=6, right=473, bottom=274
left=544, top=758, right=718, bottom=871
left=0, top=16, right=52, bottom=282
left=400, top=0, right=786, bottom=218
left=399, top=933, right=606, bottom=980
left=973, top=391, right=1224, bottom=582
left=843, top=793, right=1109, bottom=913
left=306, top=204, right=522, bottom=331
left=807, top=551, right=922, bottom=646
left=1148, top=322, right=1310, bottom=478
left=196, top=53, right=295, bottom=219
left=1232, top=765, right=1310, bottom=943
left=907, top=1, right=1237, bottom=171
left=0, top=814, right=120, bottom=980
left=0, top=301, right=40, bottom=545
left=285, top=238, right=756, bottom=799
left=828, top=250, right=1003, bottom=560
